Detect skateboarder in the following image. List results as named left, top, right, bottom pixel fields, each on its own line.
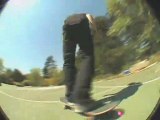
left=62, top=13, right=97, bottom=112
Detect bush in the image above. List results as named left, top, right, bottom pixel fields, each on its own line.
left=42, top=70, right=64, bottom=86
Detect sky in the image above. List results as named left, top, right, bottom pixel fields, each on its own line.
left=0, top=0, right=107, bottom=74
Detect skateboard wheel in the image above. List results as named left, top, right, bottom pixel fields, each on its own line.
left=64, top=105, right=71, bottom=110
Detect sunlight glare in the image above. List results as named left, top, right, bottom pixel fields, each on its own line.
left=9, top=0, right=37, bottom=9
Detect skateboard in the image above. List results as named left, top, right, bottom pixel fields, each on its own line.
left=60, top=97, right=120, bottom=120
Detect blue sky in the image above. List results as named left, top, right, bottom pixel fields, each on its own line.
left=0, top=0, right=107, bottom=74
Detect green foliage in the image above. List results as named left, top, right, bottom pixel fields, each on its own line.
left=0, top=73, right=13, bottom=84
left=106, top=0, right=160, bottom=62
left=43, top=69, right=64, bottom=86
left=0, top=58, right=4, bottom=74
left=26, top=68, right=44, bottom=86
left=43, top=56, right=57, bottom=78
left=0, top=56, right=63, bottom=86
left=11, top=69, right=25, bottom=82
left=0, top=67, right=25, bottom=85
left=21, top=57, right=63, bottom=86
left=93, top=0, right=160, bottom=76
left=0, top=74, right=10, bottom=84
left=0, top=61, right=14, bottom=84
left=107, top=16, right=132, bottom=36
left=107, top=0, right=125, bottom=16
left=104, top=47, right=127, bottom=73
left=4, top=69, right=14, bottom=83
left=94, top=16, right=125, bottom=74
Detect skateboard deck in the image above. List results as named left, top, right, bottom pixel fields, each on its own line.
left=60, top=97, right=120, bottom=120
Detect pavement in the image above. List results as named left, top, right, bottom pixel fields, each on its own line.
left=0, top=62, right=160, bottom=120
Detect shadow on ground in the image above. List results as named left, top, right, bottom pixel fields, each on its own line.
left=104, top=82, right=143, bottom=102
left=89, top=82, right=142, bottom=120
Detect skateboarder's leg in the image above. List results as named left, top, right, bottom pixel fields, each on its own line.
left=63, top=25, right=77, bottom=102
left=72, top=19, right=95, bottom=104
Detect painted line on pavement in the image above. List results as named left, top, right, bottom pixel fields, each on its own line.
left=95, top=76, right=160, bottom=89
left=0, top=90, right=60, bottom=103
left=16, top=85, right=65, bottom=90
left=0, top=76, right=160, bottom=103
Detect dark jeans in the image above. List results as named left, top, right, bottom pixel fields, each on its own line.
left=63, top=18, right=94, bottom=103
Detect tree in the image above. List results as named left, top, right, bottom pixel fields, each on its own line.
left=11, top=69, right=25, bottom=82
left=0, top=58, right=4, bottom=74
left=93, top=16, right=125, bottom=74
left=0, top=59, right=6, bottom=84
left=106, top=0, right=160, bottom=59
left=43, top=56, right=57, bottom=78
left=27, top=68, right=43, bottom=86
left=0, top=69, right=13, bottom=84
